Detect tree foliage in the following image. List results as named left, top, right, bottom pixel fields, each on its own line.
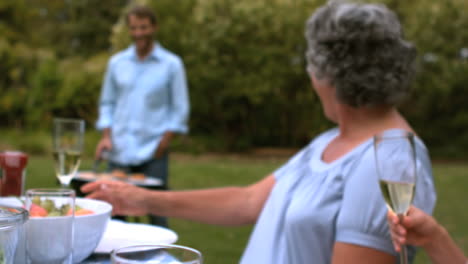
left=0, top=0, right=125, bottom=128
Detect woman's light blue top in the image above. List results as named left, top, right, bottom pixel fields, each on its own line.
left=240, top=128, right=436, bottom=264
left=96, top=43, right=189, bottom=165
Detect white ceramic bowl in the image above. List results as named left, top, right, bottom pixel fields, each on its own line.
left=0, top=197, right=112, bottom=263
left=72, top=198, right=112, bottom=263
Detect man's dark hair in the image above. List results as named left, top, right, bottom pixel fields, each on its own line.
left=126, top=6, right=158, bottom=25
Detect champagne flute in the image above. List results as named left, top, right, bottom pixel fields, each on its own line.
left=111, top=244, right=203, bottom=264
left=374, top=130, right=416, bottom=264
left=52, top=118, right=85, bottom=187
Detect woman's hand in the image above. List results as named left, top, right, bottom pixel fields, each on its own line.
left=387, top=206, right=440, bottom=252
left=81, top=180, right=150, bottom=216
left=388, top=206, right=468, bottom=264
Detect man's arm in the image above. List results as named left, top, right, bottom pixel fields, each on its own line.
left=167, top=58, right=189, bottom=133
left=95, top=60, right=117, bottom=159
left=96, top=60, right=117, bottom=130
left=154, top=58, right=189, bottom=158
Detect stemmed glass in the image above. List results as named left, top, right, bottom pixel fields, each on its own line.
left=374, top=130, right=417, bottom=264
left=52, top=118, right=85, bottom=187
left=111, top=244, right=203, bottom=264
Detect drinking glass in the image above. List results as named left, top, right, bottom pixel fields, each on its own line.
left=111, top=244, right=203, bottom=264
left=0, top=205, right=28, bottom=264
left=53, top=118, right=85, bottom=187
left=25, top=188, right=75, bottom=264
left=374, top=130, right=416, bottom=264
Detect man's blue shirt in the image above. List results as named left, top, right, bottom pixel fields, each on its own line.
left=96, top=43, right=189, bottom=165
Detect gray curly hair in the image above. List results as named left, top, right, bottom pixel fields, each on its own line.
left=305, top=1, right=417, bottom=107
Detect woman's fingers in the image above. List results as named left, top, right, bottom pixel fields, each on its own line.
left=392, top=240, right=401, bottom=252
left=81, top=180, right=117, bottom=204
left=82, top=180, right=145, bottom=216
left=83, top=182, right=124, bottom=215
left=387, top=209, right=410, bottom=252
left=85, top=188, right=106, bottom=200
left=80, top=181, right=102, bottom=193
left=81, top=179, right=125, bottom=193
left=387, top=210, right=400, bottom=225
left=390, top=226, right=407, bottom=252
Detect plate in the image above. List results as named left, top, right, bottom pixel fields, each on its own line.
left=75, top=171, right=163, bottom=187
left=94, top=220, right=178, bottom=253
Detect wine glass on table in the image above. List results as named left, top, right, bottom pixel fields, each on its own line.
left=52, top=118, right=85, bottom=187
left=374, top=130, right=416, bottom=264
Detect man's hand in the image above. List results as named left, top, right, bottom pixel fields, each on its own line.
left=154, top=131, right=174, bottom=158
left=95, top=129, right=113, bottom=160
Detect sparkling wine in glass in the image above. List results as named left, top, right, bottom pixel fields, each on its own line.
left=374, top=130, right=416, bottom=264
left=53, top=118, right=85, bottom=187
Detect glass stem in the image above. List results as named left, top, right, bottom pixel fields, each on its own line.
left=59, top=180, right=69, bottom=188
left=398, top=214, right=408, bottom=264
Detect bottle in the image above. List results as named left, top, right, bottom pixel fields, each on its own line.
left=0, top=151, right=28, bottom=196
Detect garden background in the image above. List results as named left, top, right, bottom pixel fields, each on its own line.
left=1, top=0, right=467, bottom=263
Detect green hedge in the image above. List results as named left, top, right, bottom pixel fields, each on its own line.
left=1, top=0, right=468, bottom=157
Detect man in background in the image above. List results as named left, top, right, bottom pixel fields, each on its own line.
left=95, top=5, right=190, bottom=227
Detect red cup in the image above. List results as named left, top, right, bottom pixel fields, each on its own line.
left=0, top=151, right=28, bottom=196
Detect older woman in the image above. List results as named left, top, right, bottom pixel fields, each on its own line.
left=83, top=1, right=436, bottom=263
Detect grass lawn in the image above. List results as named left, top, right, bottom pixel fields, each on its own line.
left=24, top=153, right=467, bottom=264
